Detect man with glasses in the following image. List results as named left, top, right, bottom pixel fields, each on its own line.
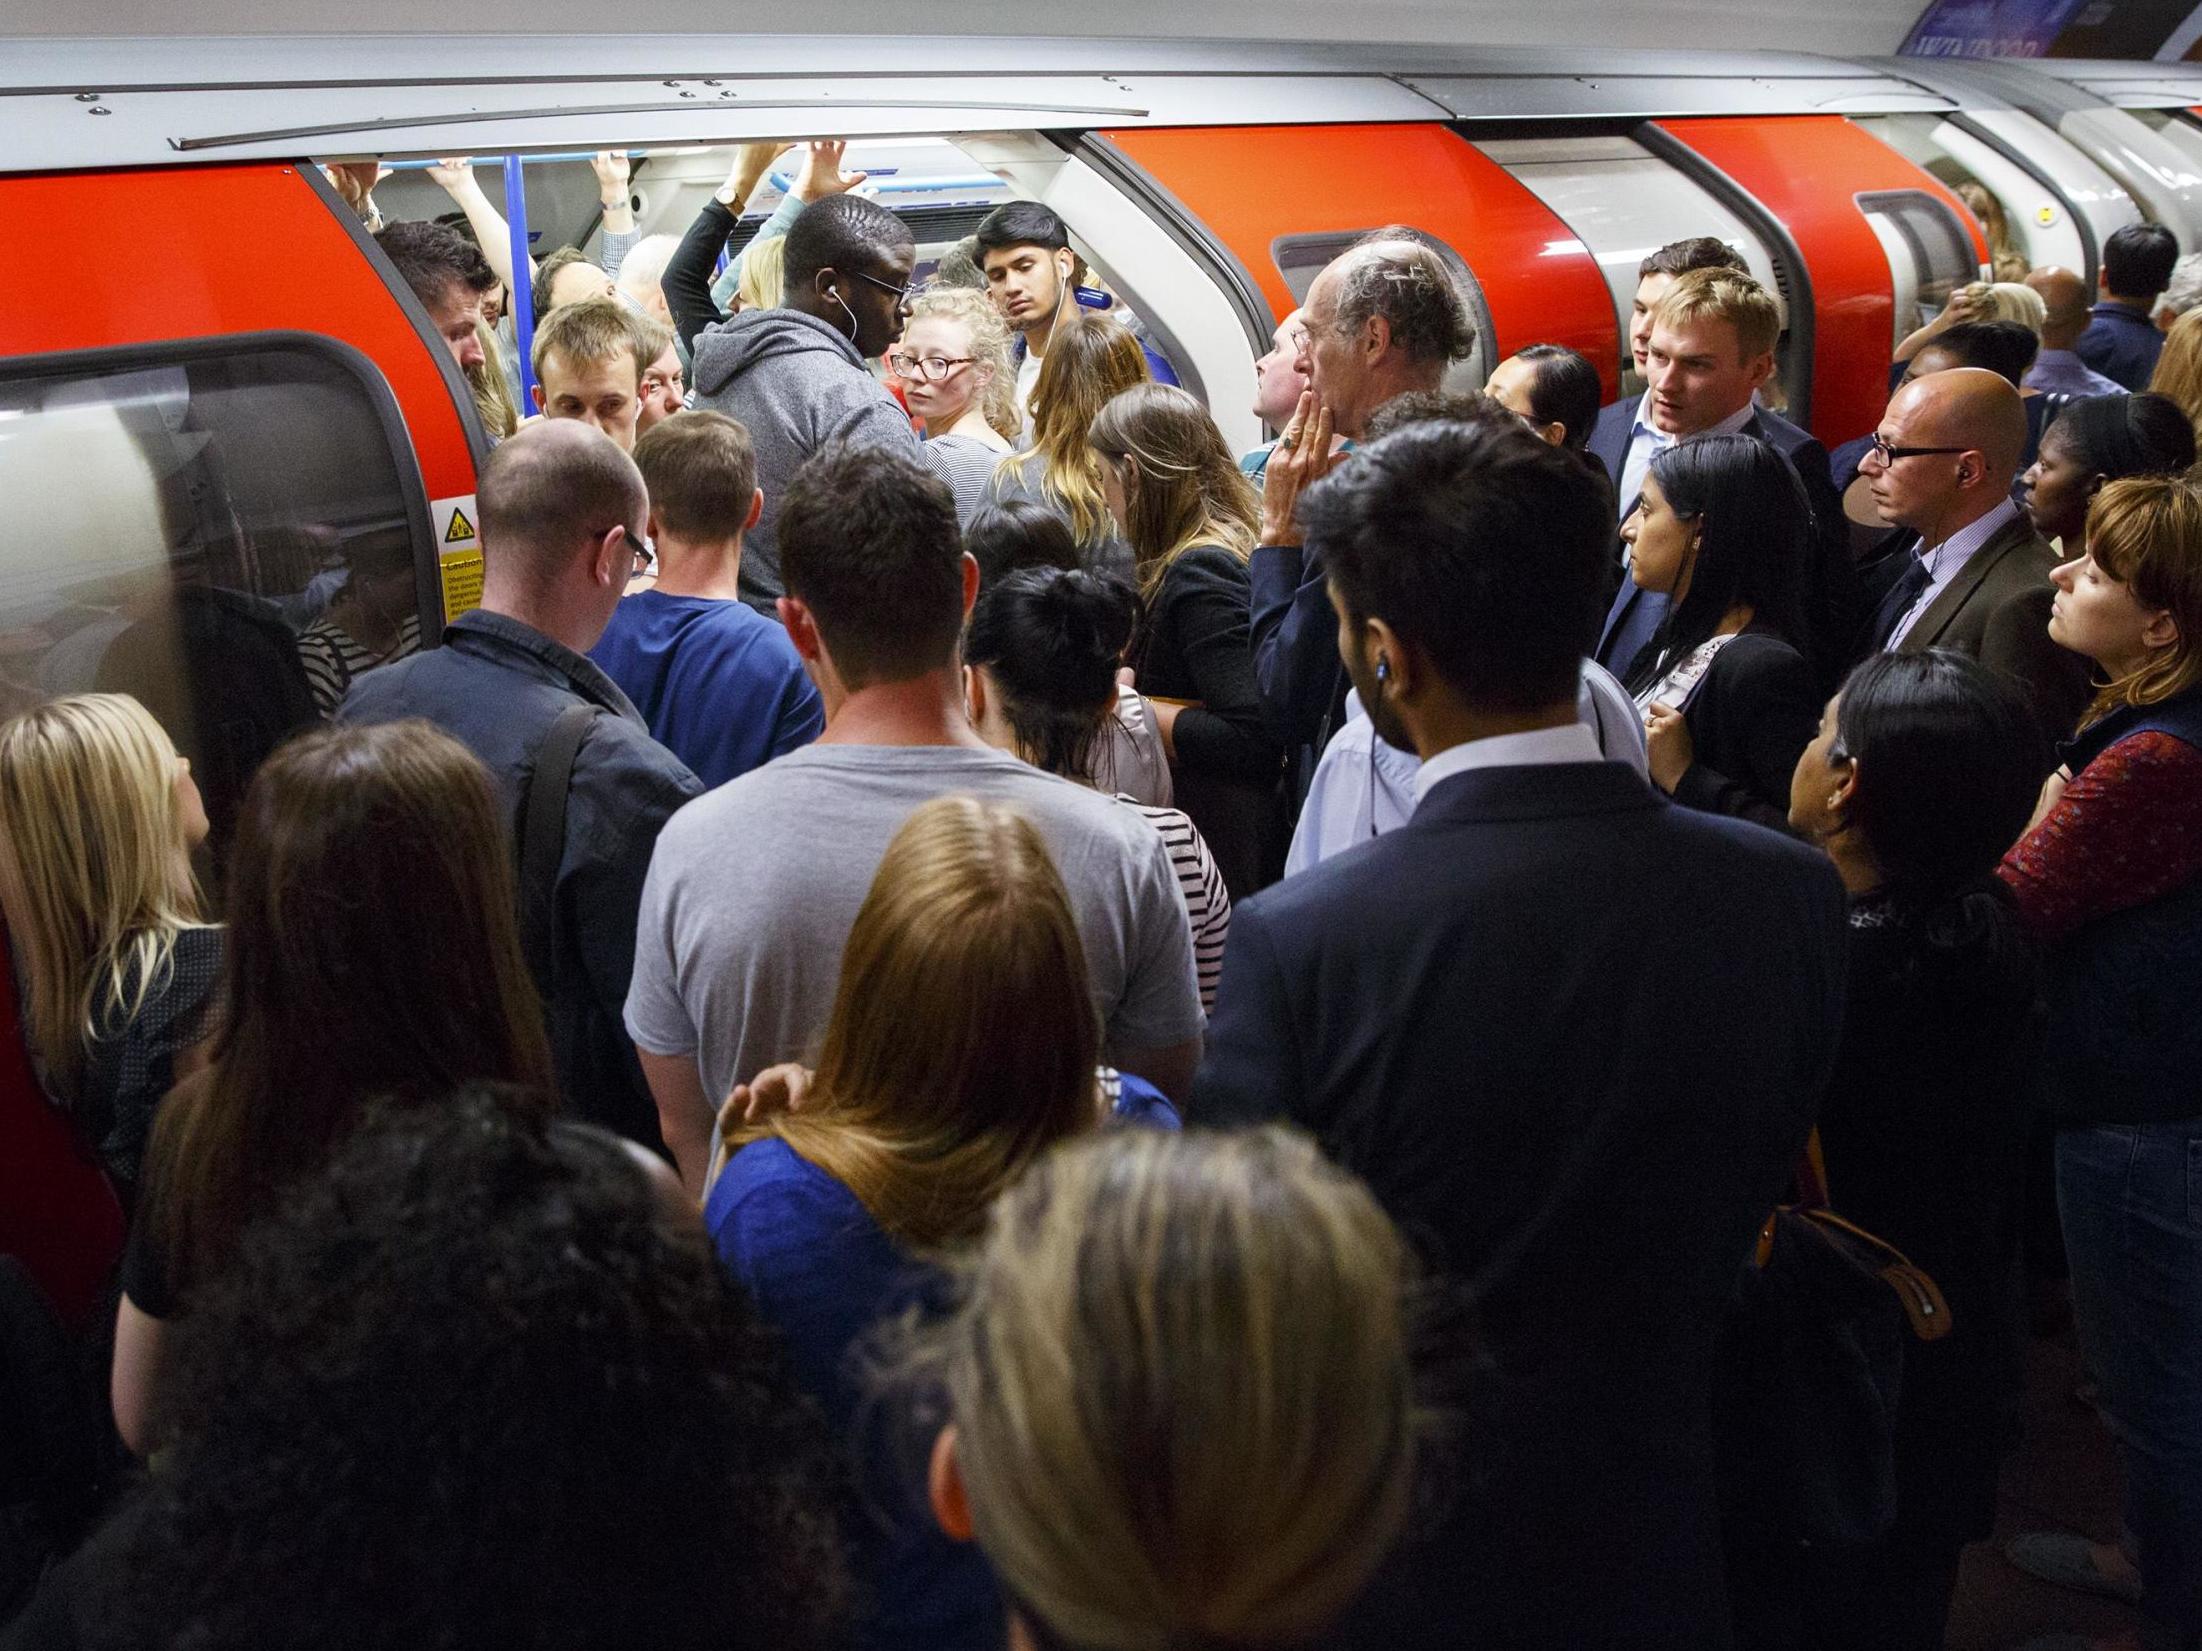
left=1856, top=367, right=2090, bottom=736
left=689, top=192, right=950, bottom=608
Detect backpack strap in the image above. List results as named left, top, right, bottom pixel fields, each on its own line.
left=519, top=704, right=596, bottom=978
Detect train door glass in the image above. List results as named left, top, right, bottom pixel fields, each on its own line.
left=0, top=334, right=434, bottom=877
left=1271, top=230, right=1496, bottom=392
left=1857, top=190, right=1980, bottom=349
left=1855, top=113, right=2109, bottom=284
left=1474, top=134, right=1787, bottom=405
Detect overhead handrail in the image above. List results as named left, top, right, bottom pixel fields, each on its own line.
left=169, top=95, right=1151, bottom=153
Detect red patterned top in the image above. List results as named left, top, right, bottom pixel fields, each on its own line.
left=1999, top=731, right=2202, bottom=943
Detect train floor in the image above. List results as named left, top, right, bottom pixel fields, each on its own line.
left=1945, top=1328, right=2137, bottom=1650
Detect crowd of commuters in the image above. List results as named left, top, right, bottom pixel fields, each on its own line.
left=7, top=150, right=2202, bottom=1651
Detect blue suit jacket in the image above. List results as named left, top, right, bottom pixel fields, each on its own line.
left=1196, top=759, right=1847, bottom=1651
left=1588, top=398, right=1853, bottom=688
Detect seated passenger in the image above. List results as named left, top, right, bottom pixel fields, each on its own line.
left=706, top=792, right=1167, bottom=1651
left=908, top=1128, right=1420, bottom=1651
left=974, top=199, right=1176, bottom=418
left=2022, top=391, right=2196, bottom=556
left=587, top=411, right=823, bottom=788
left=626, top=441, right=1202, bottom=1190
left=1856, top=368, right=2093, bottom=741
left=370, top=218, right=494, bottom=373
left=2080, top=222, right=2180, bottom=390
left=1089, top=384, right=1284, bottom=895
left=1623, top=433, right=1820, bottom=830
left=531, top=295, right=668, bottom=454
left=689, top=191, right=951, bottom=607
left=965, top=500, right=1171, bottom=809
left=1484, top=343, right=1604, bottom=453
left=980, top=312, right=1149, bottom=581
left=963, top=567, right=1230, bottom=1010
left=1999, top=475, right=2202, bottom=1651
left=0, top=696, right=216, bottom=1196
left=1194, top=415, right=1846, bottom=1651
left=2027, top=265, right=2126, bottom=400
left=23, top=1090, right=845, bottom=1651
left=111, top=721, right=557, bottom=1458
left=341, top=422, right=702, bottom=1146
left=294, top=528, right=421, bottom=716
left=894, top=285, right=1019, bottom=525
left=1249, top=230, right=1476, bottom=780
left=1759, top=650, right=2047, bottom=1651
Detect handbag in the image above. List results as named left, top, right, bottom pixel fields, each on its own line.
left=1712, top=1135, right=1951, bottom=1549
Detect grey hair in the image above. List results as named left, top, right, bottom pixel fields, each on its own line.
left=2156, top=251, right=2202, bottom=324
left=1332, top=229, right=1477, bottom=367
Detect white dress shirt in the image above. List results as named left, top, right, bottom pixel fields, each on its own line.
left=1886, top=496, right=2020, bottom=650
left=1616, top=393, right=1761, bottom=524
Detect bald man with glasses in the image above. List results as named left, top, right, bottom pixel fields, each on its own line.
left=1856, top=367, right=2091, bottom=739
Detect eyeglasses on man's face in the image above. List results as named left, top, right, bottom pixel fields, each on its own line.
left=888, top=353, right=975, bottom=382
left=848, top=268, right=923, bottom=304
left=1865, top=433, right=1969, bottom=467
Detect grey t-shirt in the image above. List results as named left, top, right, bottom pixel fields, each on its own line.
left=626, top=744, right=1204, bottom=1100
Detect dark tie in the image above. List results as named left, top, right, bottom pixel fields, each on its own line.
left=1869, top=554, right=1934, bottom=652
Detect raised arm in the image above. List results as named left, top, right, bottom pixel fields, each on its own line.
left=427, top=157, right=530, bottom=292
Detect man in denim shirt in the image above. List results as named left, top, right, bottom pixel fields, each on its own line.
left=343, top=422, right=701, bottom=1148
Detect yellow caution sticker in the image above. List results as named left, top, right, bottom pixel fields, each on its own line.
left=430, top=493, right=480, bottom=552
left=440, top=550, right=484, bottom=623
left=444, top=505, right=476, bottom=544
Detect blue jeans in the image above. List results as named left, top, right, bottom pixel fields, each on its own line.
left=2058, top=1122, right=2202, bottom=1651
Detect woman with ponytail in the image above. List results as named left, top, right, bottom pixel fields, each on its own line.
left=1775, top=649, right=2047, bottom=1648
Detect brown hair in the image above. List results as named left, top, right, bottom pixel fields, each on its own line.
left=2080, top=474, right=2202, bottom=721
left=142, top=720, right=553, bottom=1304
left=1651, top=267, right=1781, bottom=363
left=531, top=294, right=664, bottom=389
left=1087, top=383, right=1259, bottom=594
left=720, top=795, right=1097, bottom=1247
left=1638, top=236, right=1749, bottom=282
left=634, top=410, right=757, bottom=541
left=995, top=313, right=1150, bottom=545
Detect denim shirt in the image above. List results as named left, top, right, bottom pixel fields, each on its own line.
left=340, top=609, right=702, bottom=1144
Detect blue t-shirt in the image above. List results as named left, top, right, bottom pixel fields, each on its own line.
left=707, top=1140, right=1004, bottom=1651
left=587, top=590, right=823, bottom=790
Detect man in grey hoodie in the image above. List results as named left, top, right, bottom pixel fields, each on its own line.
left=689, top=192, right=945, bottom=608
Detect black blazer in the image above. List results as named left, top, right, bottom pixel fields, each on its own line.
left=1195, top=759, right=1847, bottom=1651
left=1650, top=628, right=1820, bottom=834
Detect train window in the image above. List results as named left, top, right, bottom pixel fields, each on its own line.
left=1473, top=134, right=1790, bottom=405
left=0, top=333, right=435, bottom=875
left=1271, top=229, right=1496, bottom=390
left=1857, top=190, right=1981, bottom=345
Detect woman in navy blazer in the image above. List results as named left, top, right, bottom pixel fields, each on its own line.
left=1622, top=433, right=1820, bottom=833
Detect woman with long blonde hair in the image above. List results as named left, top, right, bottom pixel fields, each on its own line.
left=904, top=1126, right=1423, bottom=1651
left=895, top=284, right=1019, bottom=525
left=982, top=311, right=1149, bottom=578
left=1088, top=382, right=1282, bottom=895
left=468, top=318, right=522, bottom=441
left=706, top=793, right=1172, bottom=1651
left=1999, top=475, right=2202, bottom=1644
left=2147, top=303, right=2202, bottom=445
left=0, top=693, right=216, bottom=1194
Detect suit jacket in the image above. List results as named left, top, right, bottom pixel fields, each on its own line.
left=1195, top=760, right=1848, bottom=1651
left=1590, top=400, right=1856, bottom=690
left=1893, top=513, right=2092, bottom=743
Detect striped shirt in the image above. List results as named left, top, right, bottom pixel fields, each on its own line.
left=297, top=614, right=422, bottom=717
left=1119, top=795, right=1230, bottom=1014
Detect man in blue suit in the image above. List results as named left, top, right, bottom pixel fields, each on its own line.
left=1589, top=265, right=1850, bottom=687
left=1195, top=417, right=1848, bottom=1651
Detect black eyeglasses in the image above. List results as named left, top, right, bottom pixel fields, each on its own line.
left=888, top=353, right=975, bottom=382
left=848, top=268, right=922, bottom=303
left=1866, top=434, right=1969, bottom=466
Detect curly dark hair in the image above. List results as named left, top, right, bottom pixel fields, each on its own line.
left=90, top=1088, right=849, bottom=1651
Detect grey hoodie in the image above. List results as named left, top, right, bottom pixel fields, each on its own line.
left=690, top=306, right=939, bottom=607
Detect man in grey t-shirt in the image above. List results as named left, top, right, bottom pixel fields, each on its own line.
left=627, top=441, right=1203, bottom=1189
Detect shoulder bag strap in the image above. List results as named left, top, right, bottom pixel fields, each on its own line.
left=519, top=704, right=596, bottom=978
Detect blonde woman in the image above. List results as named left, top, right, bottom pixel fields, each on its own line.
left=894, top=284, right=1018, bottom=525
left=908, top=1126, right=1421, bottom=1651
left=1090, top=382, right=1283, bottom=895
left=1894, top=278, right=2046, bottom=368
left=1959, top=182, right=2031, bottom=284
left=0, top=694, right=216, bottom=1193
left=982, top=311, right=1149, bottom=579
left=706, top=794, right=1174, bottom=1651
left=468, top=318, right=521, bottom=441
left=2147, top=304, right=2202, bottom=443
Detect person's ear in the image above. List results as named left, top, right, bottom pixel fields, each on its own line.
left=745, top=488, right=764, bottom=533
left=1365, top=615, right=1411, bottom=699
left=1826, top=754, right=1861, bottom=825
left=645, top=507, right=665, bottom=547
left=594, top=525, right=629, bottom=588
left=531, top=383, right=546, bottom=413
left=2141, top=606, right=2182, bottom=654
left=1745, top=351, right=1776, bottom=393
left=778, top=595, right=823, bottom=663
left=1055, top=249, right=1075, bottom=288
left=960, top=550, right=980, bottom=620
left=1362, top=312, right=1393, bottom=362
left=928, top=1425, right=975, bottom=1544
left=962, top=663, right=986, bottom=725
